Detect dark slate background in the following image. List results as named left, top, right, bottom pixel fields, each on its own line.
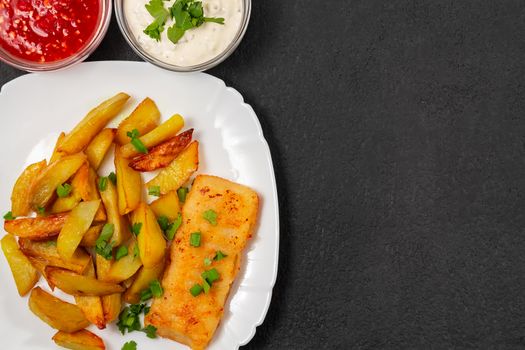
left=3, top=1, right=525, bottom=349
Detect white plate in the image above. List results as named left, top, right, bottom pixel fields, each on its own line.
left=0, top=61, right=279, bottom=350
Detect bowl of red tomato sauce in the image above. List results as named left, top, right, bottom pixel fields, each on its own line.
left=0, top=0, right=111, bottom=71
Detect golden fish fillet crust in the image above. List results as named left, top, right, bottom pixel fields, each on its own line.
left=145, top=175, right=259, bottom=350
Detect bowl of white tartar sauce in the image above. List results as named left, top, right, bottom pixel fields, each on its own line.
left=115, top=0, right=251, bottom=72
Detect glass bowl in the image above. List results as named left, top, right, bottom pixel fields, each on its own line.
left=115, top=0, right=251, bottom=72
left=0, top=0, right=112, bottom=72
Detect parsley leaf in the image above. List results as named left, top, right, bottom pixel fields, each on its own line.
left=157, top=215, right=170, bottom=231
left=177, top=187, right=188, bottom=202
left=134, top=244, right=140, bottom=258
left=204, top=257, right=212, bottom=266
left=143, top=0, right=169, bottom=41
left=121, top=340, right=137, bottom=350
left=166, top=213, right=182, bottom=240
left=98, top=176, right=108, bottom=191
left=203, top=209, right=217, bottom=226
left=56, top=183, right=72, bottom=198
left=131, top=222, right=143, bottom=236
left=214, top=250, right=227, bottom=261
left=150, top=279, right=163, bottom=297
left=108, top=172, right=117, bottom=185
left=37, top=206, right=46, bottom=215
left=115, top=246, right=128, bottom=260
left=127, top=129, right=148, bottom=154
left=142, top=324, right=157, bottom=338
left=95, top=224, right=114, bottom=260
left=167, top=0, right=225, bottom=45
left=190, top=231, right=201, bottom=247
left=3, top=211, right=15, bottom=220
left=117, top=305, right=144, bottom=335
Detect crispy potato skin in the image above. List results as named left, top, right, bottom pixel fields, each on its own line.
left=29, top=287, right=90, bottom=332
left=129, top=129, right=193, bottom=171
left=52, top=329, right=106, bottom=350
left=74, top=261, right=106, bottom=329
left=116, top=97, right=160, bottom=145
left=145, top=175, right=259, bottom=350
left=4, top=213, right=69, bottom=240
left=1, top=235, right=39, bottom=296
left=19, top=238, right=91, bottom=274
left=146, top=141, right=199, bottom=195
left=120, top=114, right=184, bottom=158
left=11, top=159, right=47, bottom=217
left=46, top=267, right=125, bottom=296
left=58, top=93, right=129, bottom=154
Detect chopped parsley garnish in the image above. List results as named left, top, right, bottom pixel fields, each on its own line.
left=214, top=250, right=227, bottom=261
left=117, top=304, right=145, bottom=334
left=190, top=283, right=203, bottom=297
left=3, top=211, right=14, bottom=220
left=167, top=0, right=225, bottom=45
left=202, top=278, right=211, bottom=294
left=202, top=268, right=220, bottom=284
left=204, top=257, right=212, bottom=266
left=148, top=186, right=161, bottom=197
left=190, top=231, right=201, bottom=247
left=144, top=306, right=151, bottom=315
left=37, top=206, right=46, bottom=215
left=98, top=176, right=108, bottom=191
left=131, top=222, right=142, bottom=236
left=108, top=171, right=117, bottom=185
left=142, top=324, right=157, bottom=338
left=157, top=215, right=170, bottom=231
left=95, top=223, right=114, bottom=260
left=134, top=244, right=140, bottom=258
left=56, top=183, right=72, bottom=198
left=127, top=129, right=148, bottom=154
left=140, top=279, right=164, bottom=302
left=115, top=246, right=128, bottom=260
left=167, top=213, right=182, bottom=239
left=203, top=209, right=217, bottom=226
left=143, top=0, right=169, bottom=41
left=177, top=187, right=188, bottom=202
left=121, top=340, right=137, bottom=350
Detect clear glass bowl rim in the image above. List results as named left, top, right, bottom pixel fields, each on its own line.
left=114, top=0, right=252, bottom=72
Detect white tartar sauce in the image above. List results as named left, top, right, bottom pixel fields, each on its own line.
left=124, top=0, right=243, bottom=67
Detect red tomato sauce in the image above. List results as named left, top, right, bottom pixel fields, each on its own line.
left=0, top=0, right=100, bottom=63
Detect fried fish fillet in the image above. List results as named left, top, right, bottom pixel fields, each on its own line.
left=145, top=175, right=259, bottom=350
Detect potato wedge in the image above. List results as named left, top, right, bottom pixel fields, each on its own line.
left=104, top=240, right=142, bottom=282
left=4, top=212, right=69, bottom=240
left=1, top=235, right=39, bottom=296
left=128, top=129, right=193, bottom=171
left=115, top=147, right=142, bottom=215
left=99, top=178, right=130, bottom=245
left=150, top=190, right=181, bottom=222
left=58, top=93, right=130, bottom=154
left=51, top=163, right=87, bottom=213
left=28, top=256, right=55, bottom=289
left=134, top=203, right=166, bottom=268
left=95, top=255, right=122, bottom=323
left=76, top=166, right=106, bottom=223
left=19, top=238, right=91, bottom=274
left=46, top=267, right=125, bottom=296
left=102, top=293, right=121, bottom=323
left=57, top=200, right=100, bottom=260
left=52, top=330, right=106, bottom=350
left=11, top=160, right=47, bottom=216
left=120, top=114, right=185, bottom=158
left=29, top=287, right=90, bottom=332
left=50, top=132, right=67, bottom=163
left=123, top=260, right=165, bottom=304
left=146, top=141, right=199, bottom=195
left=75, top=261, right=105, bottom=329
left=80, top=225, right=103, bottom=247
left=30, top=153, right=87, bottom=209
left=116, top=97, right=160, bottom=145
left=86, top=128, right=116, bottom=170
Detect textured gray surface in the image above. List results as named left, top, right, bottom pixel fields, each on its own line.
left=3, top=1, right=525, bottom=349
